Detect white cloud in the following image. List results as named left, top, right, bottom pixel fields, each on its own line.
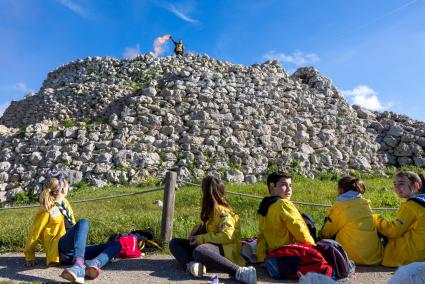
left=14, top=82, right=32, bottom=93
left=0, top=101, right=10, bottom=117
left=0, top=83, right=34, bottom=115
left=263, top=50, right=320, bottom=66
left=352, top=0, right=418, bottom=32
left=123, top=44, right=141, bottom=59
left=0, top=82, right=32, bottom=94
left=166, top=4, right=198, bottom=23
left=56, top=0, right=88, bottom=18
left=342, top=85, right=392, bottom=111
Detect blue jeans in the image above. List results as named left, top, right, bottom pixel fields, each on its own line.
left=58, top=219, right=121, bottom=267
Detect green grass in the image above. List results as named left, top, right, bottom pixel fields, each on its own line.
left=0, top=176, right=399, bottom=253
left=62, top=119, right=76, bottom=128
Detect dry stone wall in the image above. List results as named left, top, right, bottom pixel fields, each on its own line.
left=0, top=53, right=424, bottom=202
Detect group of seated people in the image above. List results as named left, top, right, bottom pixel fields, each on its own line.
left=23, top=170, right=425, bottom=283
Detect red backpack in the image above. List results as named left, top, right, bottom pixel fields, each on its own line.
left=116, top=234, right=142, bottom=258
left=264, top=243, right=333, bottom=280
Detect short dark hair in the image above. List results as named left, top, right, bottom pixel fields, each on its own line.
left=267, top=172, right=292, bottom=194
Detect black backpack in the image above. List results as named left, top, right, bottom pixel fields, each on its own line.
left=302, top=213, right=317, bottom=242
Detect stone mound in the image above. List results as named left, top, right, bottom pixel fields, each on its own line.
left=0, top=53, right=424, bottom=201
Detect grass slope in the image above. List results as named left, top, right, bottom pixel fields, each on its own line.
left=0, top=176, right=399, bottom=253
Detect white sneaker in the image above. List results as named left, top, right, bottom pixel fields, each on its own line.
left=187, top=261, right=206, bottom=277
left=236, top=266, right=257, bottom=284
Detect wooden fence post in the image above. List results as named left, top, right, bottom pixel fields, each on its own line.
left=160, top=171, right=177, bottom=246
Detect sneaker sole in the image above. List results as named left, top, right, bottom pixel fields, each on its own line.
left=60, top=269, right=85, bottom=284
left=190, top=264, right=206, bottom=278
left=86, top=266, right=101, bottom=280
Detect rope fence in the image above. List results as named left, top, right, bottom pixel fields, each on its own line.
left=0, top=186, right=164, bottom=211
left=0, top=176, right=397, bottom=212
left=0, top=171, right=398, bottom=245
left=180, top=180, right=398, bottom=211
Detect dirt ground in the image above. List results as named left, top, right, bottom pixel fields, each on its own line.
left=0, top=253, right=396, bottom=283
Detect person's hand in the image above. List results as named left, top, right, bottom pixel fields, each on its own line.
left=25, top=260, right=37, bottom=267
left=189, top=236, right=198, bottom=246
left=189, top=224, right=201, bottom=237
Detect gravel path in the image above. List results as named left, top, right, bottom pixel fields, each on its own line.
left=0, top=253, right=396, bottom=283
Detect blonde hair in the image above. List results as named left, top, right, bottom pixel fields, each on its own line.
left=39, top=178, right=69, bottom=211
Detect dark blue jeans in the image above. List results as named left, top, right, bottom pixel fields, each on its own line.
left=58, top=219, right=121, bottom=267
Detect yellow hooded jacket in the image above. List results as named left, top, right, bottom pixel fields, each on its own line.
left=256, top=197, right=315, bottom=262
left=374, top=197, right=425, bottom=267
left=319, top=197, right=383, bottom=265
left=195, top=204, right=245, bottom=266
left=24, top=199, right=75, bottom=265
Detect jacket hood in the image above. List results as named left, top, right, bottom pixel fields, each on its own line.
left=413, top=194, right=425, bottom=201
left=409, top=194, right=425, bottom=207
left=257, top=196, right=281, bottom=216
left=337, top=190, right=362, bottom=202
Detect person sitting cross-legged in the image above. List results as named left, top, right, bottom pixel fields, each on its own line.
left=169, top=176, right=256, bottom=284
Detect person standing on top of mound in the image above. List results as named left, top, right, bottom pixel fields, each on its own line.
left=169, top=36, right=184, bottom=56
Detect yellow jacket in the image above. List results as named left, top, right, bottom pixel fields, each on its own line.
left=24, top=199, right=75, bottom=265
left=319, top=197, right=383, bottom=265
left=256, top=197, right=315, bottom=262
left=196, top=205, right=245, bottom=266
left=374, top=197, right=425, bottom=267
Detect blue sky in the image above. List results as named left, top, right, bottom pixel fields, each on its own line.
left=1, top=0, right=425, bottom=121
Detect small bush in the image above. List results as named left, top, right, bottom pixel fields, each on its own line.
left=267, top=163, right=279, bottom=175
left=139, top=175, right=162, bottom=187
left=131, top=83, right=141, bottom=93
left=113, top=166, right=130, bottom=172
left=48, top=125, right=59, bottom=132
left=14, top=191, right=31, bottom=205
left=229, top=162, right=242, bottom=170
left=62, top=119, right=76, bottom=128
left=73, top=180, right=91, bottom=191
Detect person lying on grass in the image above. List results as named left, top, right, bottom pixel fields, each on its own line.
left=169, top=175, right=257, bottom=284
left=24, top=171, right=121, bottom=284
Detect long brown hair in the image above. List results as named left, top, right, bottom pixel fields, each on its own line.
left=418, top=173, right=425, bottom=194
left=39, top=178, right=69, bottom=211
left=200, top=176, right=231, bottom=223
left=338, top=176, right=365, bottom=194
